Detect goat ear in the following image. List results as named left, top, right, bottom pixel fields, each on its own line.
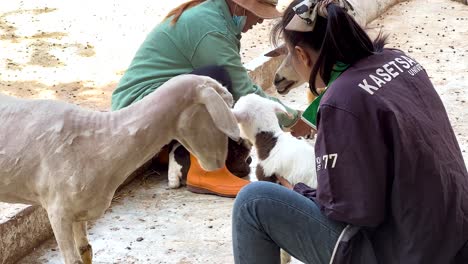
left=231, top=109, right=247, bottom=123
left=198, top=86, right=240, bottom=141
left=272, top=102, right=293, bottom=118
left=264, top=44, right=287, bottom=57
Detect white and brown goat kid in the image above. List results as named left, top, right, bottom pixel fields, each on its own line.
left=0, top=75, right=240, bottom=264
left=232, top=94, right=317, bottom=188
left=232, top=94, right=318, bottom=264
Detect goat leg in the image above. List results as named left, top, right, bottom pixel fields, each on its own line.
left=168, top=143, right=190, bottom=188
left=168, top=143, right=183, bottom=188
left=281, top=249, right=292, bottom=264
left=47, top=209, right=83, bottom=264
left=73, top=221, right=93, bottom=264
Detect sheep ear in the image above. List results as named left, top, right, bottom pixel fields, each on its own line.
left=198, top=86, right=240, bottom=141
left=264, top=44, right=287, bottom=58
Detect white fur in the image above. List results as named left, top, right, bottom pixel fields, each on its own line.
left=0, top=74, right=239, bottom=264
left=168, top=143, right=183, bottom=189
left=168, top=142, right=189, bottom=189
left=259, top=132, right=317, bottom=188
left=233, top=94, right=317, bottom=188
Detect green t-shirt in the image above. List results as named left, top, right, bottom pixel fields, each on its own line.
left=111, top=0, right=298, bottom=127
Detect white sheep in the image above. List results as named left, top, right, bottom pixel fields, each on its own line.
left=0, top=74, right=240, bottom=264
left=232, top=94, right=317, bottom=188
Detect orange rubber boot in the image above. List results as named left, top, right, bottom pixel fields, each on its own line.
left=155, top=147, right=170, bottom=165
left=187, top=154, right=250, bottom=198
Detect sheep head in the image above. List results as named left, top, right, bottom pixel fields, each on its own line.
left=176, top=77, right=240, bottom=171
left=265, top=45, right=303, bottom=95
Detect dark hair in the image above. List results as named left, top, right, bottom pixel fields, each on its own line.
left=271, top=0, right=388, bottom=95
left=165, top=0, right=206, bottom=25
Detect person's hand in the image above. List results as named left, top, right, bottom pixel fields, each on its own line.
left=290, top=118, right=317, bottom=139
left=277, top=176, right=293, bottom=190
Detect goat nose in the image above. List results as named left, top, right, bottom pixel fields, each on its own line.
left=274, top=75, right=285, bottom=85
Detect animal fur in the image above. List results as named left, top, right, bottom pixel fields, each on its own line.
left=0, top=74, right=239, bottom=264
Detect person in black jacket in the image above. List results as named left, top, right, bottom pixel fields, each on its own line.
left=231, top=0, right=468, bottom=263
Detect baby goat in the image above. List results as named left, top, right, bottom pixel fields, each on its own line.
left=232, top=94, right=317, bottom=188
left=0, top=75, right=239, bottom=264
left=232, top=94, right=318, bottom=264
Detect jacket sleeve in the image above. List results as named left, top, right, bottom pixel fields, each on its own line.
left=190, top=31, right=299, bottom=128
left=294, top=182, right=317, bottom=198
left=314, top=104, right=388, bottom=227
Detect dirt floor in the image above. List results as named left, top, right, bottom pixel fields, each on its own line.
left=1, top=0, right=467, bottom=263
left=0, top=0, right=282, bottom=110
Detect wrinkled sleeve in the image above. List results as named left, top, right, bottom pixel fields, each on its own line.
left=293, top=182, right=318, bottom=201
left=191, top=32, right=299, bottom=127
left=314, top=105, right=388, bottom=227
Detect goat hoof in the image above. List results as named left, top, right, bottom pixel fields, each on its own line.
left=168, top=181, right=181, bottom=189
left=80, top=244, right=93, bottom=264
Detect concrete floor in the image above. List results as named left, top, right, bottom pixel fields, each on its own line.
left=19, top=170, right=240, bottom=264
left=0, top=0, right=289, bottom=243
left=3, top=0, right=468, bottom=263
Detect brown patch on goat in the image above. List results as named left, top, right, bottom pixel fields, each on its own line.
left=256, top=165, right=278, bottom=183
left=255, top=131, right=278, bottom=161
left=226, top=138, right=252, bottom=178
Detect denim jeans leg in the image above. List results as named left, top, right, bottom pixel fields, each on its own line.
left=232, top=181, right=346, bottom=264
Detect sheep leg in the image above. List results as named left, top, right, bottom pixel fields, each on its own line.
left=73, top=221, right=93, bottom=264
left=48, top=211, right=83, bottom=264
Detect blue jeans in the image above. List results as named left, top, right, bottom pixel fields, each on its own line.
left=232, top=182, right=346, bottom=264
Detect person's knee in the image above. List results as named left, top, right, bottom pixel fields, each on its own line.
left=234, top=182, right=278, bottom=212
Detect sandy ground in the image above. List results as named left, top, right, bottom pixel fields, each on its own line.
left=0, top=0, right=286, bottom=239
left=0, top=0, right=283, bottom=110
left=1, top=0, right=467, bottom=263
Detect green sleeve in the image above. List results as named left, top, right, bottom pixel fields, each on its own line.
left=190, top=32, right=299, bottom=128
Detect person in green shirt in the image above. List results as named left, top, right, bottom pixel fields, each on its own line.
left=111, top=0, right=300, bottom=197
